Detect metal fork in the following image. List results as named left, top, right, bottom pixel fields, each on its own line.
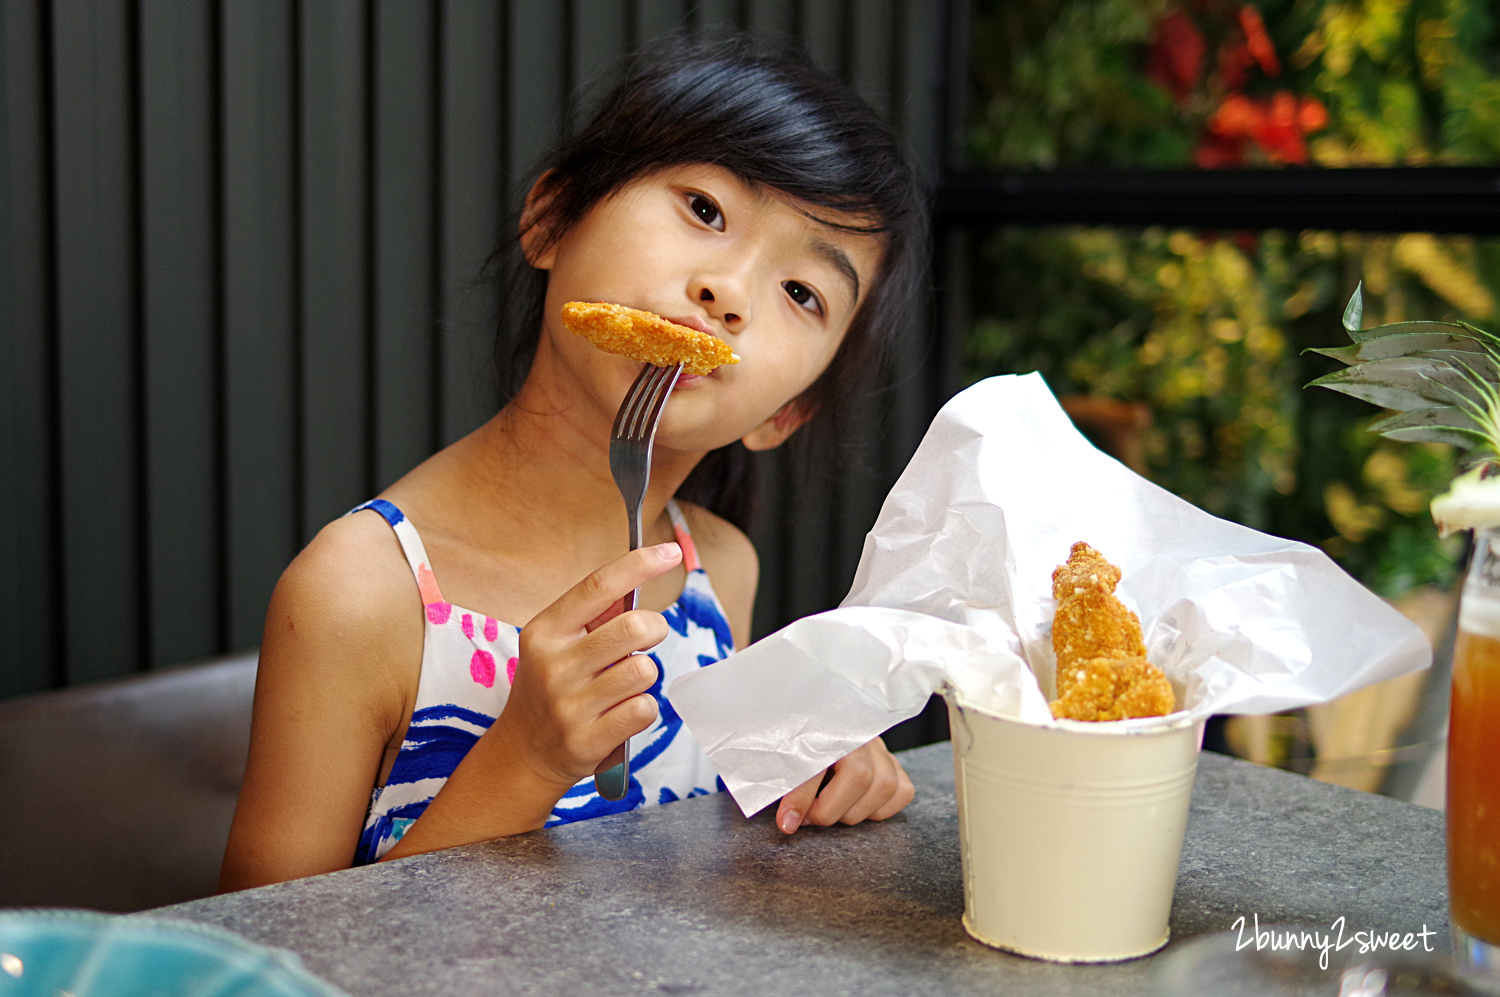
left=595, top=360, right=685, bottom=801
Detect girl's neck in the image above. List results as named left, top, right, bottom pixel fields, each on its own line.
left=429, top=354, right=704, bottom=564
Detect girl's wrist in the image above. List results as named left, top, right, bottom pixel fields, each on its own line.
left=484, top=706, right=599, bottom=799
left=379, top=728, right=564, bottom=862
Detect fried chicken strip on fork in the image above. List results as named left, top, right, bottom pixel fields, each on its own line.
left=560, top=301, right=740, bottom=376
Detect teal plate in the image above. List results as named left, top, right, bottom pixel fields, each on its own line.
left=0, top=910, right=347, bottom=997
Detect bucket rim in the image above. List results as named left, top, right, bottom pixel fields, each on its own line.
left=949, top=693, right=1201, bottom=737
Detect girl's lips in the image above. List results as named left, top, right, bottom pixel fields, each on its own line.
left=661, top=313, right=733, bottom=383
left=664, top=314, right=716, bottom=336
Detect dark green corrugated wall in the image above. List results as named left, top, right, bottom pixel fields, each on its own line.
left=0, top=0, right=948, bottom=698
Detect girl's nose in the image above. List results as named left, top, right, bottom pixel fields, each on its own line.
left=691, top=280, right=747, bottom=329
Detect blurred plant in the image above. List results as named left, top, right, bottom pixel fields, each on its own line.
left=1297, top=0, right=1500, bottom=165
left=968, top=0, right=1500, bottom=170
left=965, top=224, right=1488, bottom=595
left=968, top=227, right=1297, bottom=526
left=965, top=0, right=1500, bottom=595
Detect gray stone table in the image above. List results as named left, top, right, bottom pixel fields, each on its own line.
left=156, top=745, right=1448, bottom=997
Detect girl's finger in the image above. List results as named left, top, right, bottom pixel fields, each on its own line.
left=592, top=691, right=659, bottom=748
left=531, top=543, right=682, bottom=638
left=579, top=610, right=671, bottom=671
left=805, top=752, right=875, bottom=827
left=838, top=760, right=901, bottom=825
left=868, top=766, right=916, bottom=821
left=584, top=598, right=625, bottom=634
left=775, top=771, right=824, bottom=835
left=588, top=651, right=659, bottom=709
left=593, top=741, right=626, bottom=775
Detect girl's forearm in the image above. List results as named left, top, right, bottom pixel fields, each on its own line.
left=378, top=721, right=571, bottom=861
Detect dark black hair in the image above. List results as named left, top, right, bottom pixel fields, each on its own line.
left=496, top=36, right=927, bottom=530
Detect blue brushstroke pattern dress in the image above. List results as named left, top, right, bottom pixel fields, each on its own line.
left=349, top=498, right=732, bottom=865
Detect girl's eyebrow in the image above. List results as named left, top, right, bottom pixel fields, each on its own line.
left=807, top=237, right=860, bottom=307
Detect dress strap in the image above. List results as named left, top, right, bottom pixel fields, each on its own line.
left=347, top=499, right=450, bottom=612
left=665, top=499, right=701, bottom=573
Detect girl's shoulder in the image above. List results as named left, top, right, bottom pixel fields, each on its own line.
left=260, top=509, right=423, bottom=724
left=281, top=508, right=420, bottom=620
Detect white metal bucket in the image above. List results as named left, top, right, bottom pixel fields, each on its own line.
left=948, top=695, right=1204, bottom=962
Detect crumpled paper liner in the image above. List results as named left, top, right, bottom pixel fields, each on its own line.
left=670, top=374, right=1432, bottom=817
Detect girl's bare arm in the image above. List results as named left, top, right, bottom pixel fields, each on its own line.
left=220, top=518, right=684, bottom=887
left=227, top=483, right=872, bottom=886
left=218, top=513, right=423, bottom=891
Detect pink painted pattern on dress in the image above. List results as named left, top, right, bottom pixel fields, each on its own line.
left=672, top=521, right=701, bottom=572
left=461, top=613, right=474, bottom=639
left=426, top=602, right=452, bottom=625
left=470, top=649, right=496, bottom=688
left=506, top=656, right=518, bottom=685
left=416, top=562, right=445, bottom=605
left=484, top=616, right=499, bottom=642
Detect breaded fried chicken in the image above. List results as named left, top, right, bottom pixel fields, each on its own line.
left=1051, top=541, right=1146, bottom=672
left=1048, top=542, right=1174, bottom=722
left=1049, top=655, right=1176, bottom=722
left=561, top=301, right=740, bottom=377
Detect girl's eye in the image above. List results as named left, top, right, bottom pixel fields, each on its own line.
left=782, top=280, right=823, bottom=316
left=689, top=194, right=724, bottom=231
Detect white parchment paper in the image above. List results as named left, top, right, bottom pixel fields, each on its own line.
left=669, top=374, right=1432, bottom=817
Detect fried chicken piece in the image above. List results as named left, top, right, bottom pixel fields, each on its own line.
left=560, top=301, right=740, bottom=377
left=1050, top=541, right=1147, bottom=672
left=1048, top=542, right=1174, bottom=722
left=1050, top=656, right=1176, bottom=722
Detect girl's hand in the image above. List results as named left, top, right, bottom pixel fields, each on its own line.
left=498, top=540, right=684, bottom=792
left=773, top=737, right=914, bottom=834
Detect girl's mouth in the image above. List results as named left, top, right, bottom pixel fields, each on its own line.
left=664, top=313, right=717, bottom=336
left=652, top=313, right=733, bottom=387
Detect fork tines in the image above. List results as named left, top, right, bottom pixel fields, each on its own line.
left=613, top=362, right=681, bottom=442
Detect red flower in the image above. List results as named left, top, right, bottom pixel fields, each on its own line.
left=1237, top=6, right=1280, bottom=76
left=1209, top=93, right=1263, bottom=137
left=1198, top=91, right=1321, bottom=166
left=1299, top=97, right=1328, bottom=132
left=1254, top=90, right=1307, bottom=163
left=1147, top=10, right=1206, bottom=104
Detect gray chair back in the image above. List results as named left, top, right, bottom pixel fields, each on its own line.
left=0, top=653, right=256, bottom=912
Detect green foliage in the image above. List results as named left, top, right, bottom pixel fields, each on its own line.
left=968, top=0, right=1500, bottom=169
left=965, top=0, right=1500, bottom=595
left=965, top=225, right=1486, bottom=595
left=969, top=0, right=1188, bottom=167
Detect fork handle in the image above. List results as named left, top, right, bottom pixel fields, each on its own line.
left=621, top=500, right=644, bottom=610
left=595, top=503, right=644, bottom=801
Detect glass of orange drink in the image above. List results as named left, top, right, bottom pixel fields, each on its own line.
left=1451, top=527, right=1500, bottom=987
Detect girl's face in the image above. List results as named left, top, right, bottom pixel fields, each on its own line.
left=527, top=164, right=883, bottom=454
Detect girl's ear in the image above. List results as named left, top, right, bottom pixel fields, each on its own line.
left=741, top=399, right=813, bottom=452
left=519, top=171, right=559, bottom=269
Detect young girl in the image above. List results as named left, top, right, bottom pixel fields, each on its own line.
left=220, top=39, right=926, bottom=891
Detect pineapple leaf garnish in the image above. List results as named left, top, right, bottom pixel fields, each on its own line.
left=1306, top=284, right=1500, bottom=464
left=1366, top=408, right=1486, bottom=449
left=1342, top=282, right=1363, bottom=334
